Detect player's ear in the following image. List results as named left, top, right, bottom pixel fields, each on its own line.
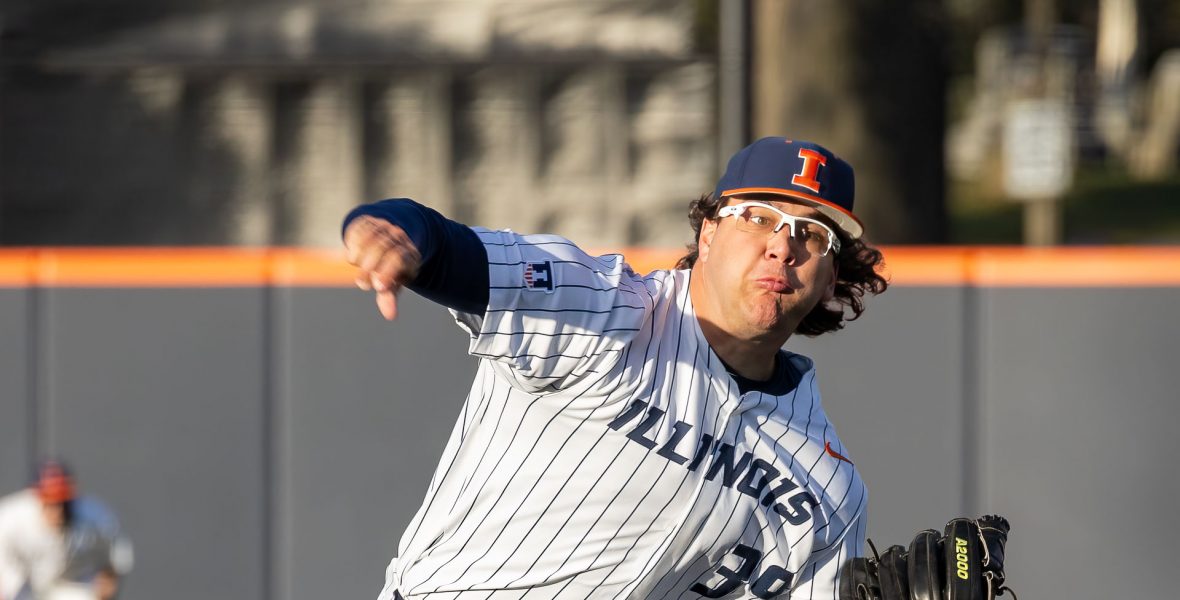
left=698, top=218, right=718, bottom=263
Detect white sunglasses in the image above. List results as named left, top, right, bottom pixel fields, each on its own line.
left=717, top=201, right=842, bottom=256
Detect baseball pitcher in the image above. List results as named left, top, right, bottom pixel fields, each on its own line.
left=343, top=137, right=1008, bottom=600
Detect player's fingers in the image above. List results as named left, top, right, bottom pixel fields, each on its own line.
left=355, top=267, right=373, bottom=291
left=346, top=216, right=408, bottom=265
left=344, top=217, right=382, bottom=264
left=356, top=236, right=397, bottom=273
left=368, top=243, right=420, bottom=292
left=378, top=225, right=422, bottom=276
left=358, top=224, right=421, bottom=277
left=375, top=286, right=400, bottom=320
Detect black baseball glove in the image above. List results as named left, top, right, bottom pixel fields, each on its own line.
left=839, top=515, right=1014, bottom=600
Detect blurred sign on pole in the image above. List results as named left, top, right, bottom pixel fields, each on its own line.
left=1003, top=99, right=1074, bottom=200
left=1003, top=98, right=1075, bottom=245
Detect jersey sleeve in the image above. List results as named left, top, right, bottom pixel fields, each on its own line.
left=58, top=497, right=133, bottom=583
left=791, top=510, right=867, bottom=600
left=450, top=227, right=657, bottom=393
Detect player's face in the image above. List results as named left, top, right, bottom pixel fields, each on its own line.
left=692, top=196, right=838, bottom=339
left=41, top=502, right=65, bottom=530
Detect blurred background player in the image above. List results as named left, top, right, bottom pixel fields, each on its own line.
left=0, top=460, right=133, bottom=600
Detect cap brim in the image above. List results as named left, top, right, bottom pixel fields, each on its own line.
left=720, top=187, right=864, bottom=239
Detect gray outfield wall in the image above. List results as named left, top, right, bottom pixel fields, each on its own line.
left=1, top=281, right=1178, bottom=600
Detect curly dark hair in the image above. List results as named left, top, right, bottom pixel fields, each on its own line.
left=675, top=194, right=889, bottom=337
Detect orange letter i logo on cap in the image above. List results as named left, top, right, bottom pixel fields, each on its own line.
left=791, top=148, right=827, bottom=194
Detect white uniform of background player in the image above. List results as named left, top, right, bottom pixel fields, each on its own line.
left=0, top=463, right=133, bottom=600
left=344, top=137, right=888, bottom=600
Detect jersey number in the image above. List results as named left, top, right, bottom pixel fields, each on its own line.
left=690, top=544, right=794, bottom=599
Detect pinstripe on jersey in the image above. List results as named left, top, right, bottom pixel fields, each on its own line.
left=378, top=228, right=866, bottom=600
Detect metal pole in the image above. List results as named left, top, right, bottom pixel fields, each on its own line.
left=1024, top=199, right=1063, bottom=247
left=1026, top=0, right=1055, bottom=60
left=717, top=0, right=749, bottom=174
left=1023, top=0, right=1063, bottom=245
left=0, top=14, right=5, bottom=244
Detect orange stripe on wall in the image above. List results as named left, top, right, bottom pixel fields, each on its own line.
left=872, top=246, right=1180, bottom=287
left=40, top=248, right=272, bottom=286
left=969, top=247, right=1180, bottom=287
left=0, top=249, right=271, bottom=286
left=0, top=250, right=35, bottom=285
left=0, top=247, right=1178, bottom=287
left=599, top=248, right=681, bottom=276
left=877, top=247, right=974, bottom=286
left=270, top=248, right=356, bottom=286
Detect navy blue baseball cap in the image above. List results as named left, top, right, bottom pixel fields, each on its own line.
left=714, top=137, right=863, bottom=239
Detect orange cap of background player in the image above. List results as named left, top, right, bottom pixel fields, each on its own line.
left=35, top=460, right=76, bottom=504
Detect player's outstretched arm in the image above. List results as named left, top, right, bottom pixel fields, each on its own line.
left=345, top=215, right=422, bottom=320
left=342, top=199, right=490, bottom=320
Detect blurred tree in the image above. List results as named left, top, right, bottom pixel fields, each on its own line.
left=692, top=0, right=721, bottom=54
left=942, top=0, right=1180, bottom=91
left=751, top=0, right=950, bottom=243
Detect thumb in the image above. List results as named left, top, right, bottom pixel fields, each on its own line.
left=376, top=286, right=400, bottom=320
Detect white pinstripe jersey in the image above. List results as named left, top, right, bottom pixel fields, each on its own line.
left=379, top=228, right=867, bottom=600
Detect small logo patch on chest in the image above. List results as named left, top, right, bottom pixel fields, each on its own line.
left=523, top=261, right=555, bottom=292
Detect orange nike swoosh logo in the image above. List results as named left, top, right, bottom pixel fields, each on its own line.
left=825, top=441, right=854, bottom=465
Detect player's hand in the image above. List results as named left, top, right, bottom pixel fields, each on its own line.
left=94, top=570, right=119, bottom=600
left=344, top=216, right=422, bottom=320
left=839, top=515, right=1013, bottom=600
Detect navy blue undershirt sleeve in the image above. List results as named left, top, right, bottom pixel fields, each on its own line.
left=342, top=198, right=489, bottom=316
